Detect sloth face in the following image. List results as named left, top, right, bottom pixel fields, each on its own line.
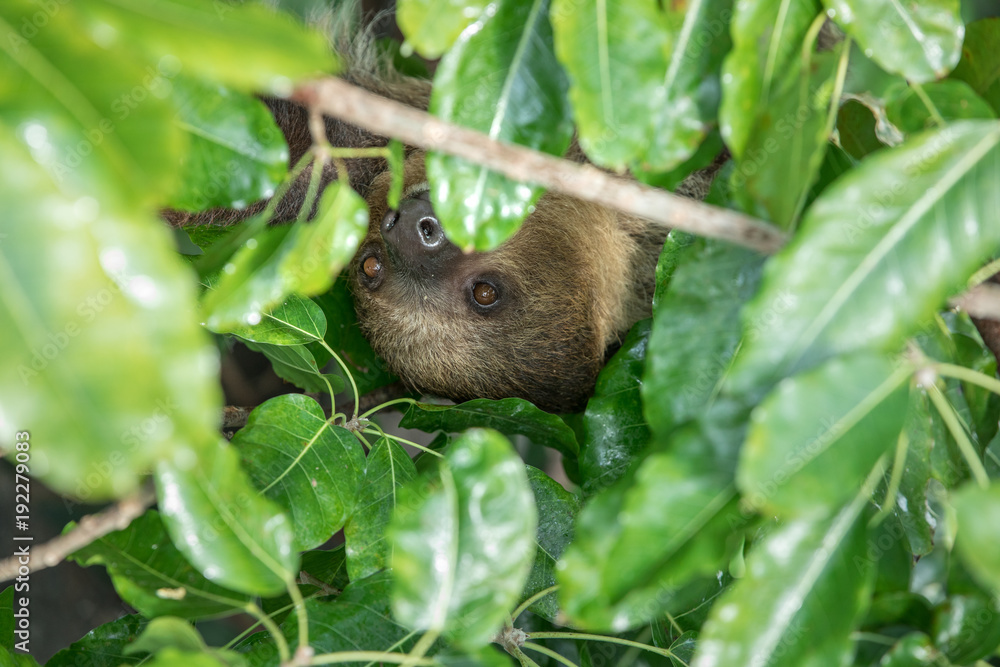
left=349, top=151, right=622, bottom=413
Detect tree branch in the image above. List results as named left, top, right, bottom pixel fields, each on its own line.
left=0, top=485, right=155, bottom=583
left=291, top=77, right=788, bottom=255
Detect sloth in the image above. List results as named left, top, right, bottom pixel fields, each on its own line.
left=170, top=42, right=714, bottom=414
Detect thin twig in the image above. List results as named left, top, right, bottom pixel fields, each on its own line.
left=291, top=77, right=788, bottom=255
left=0, top=484, right=155, bottom=583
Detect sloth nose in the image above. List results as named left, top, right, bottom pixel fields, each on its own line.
left=381, top=196, right=455, bottom=273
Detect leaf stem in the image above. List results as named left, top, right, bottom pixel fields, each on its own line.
left=967, top=256, right=1000, bottom=288
left=319, top=340, right=360, bottom=418
left=245, top=602, right=290, bottom=663
left=870, top=431, right=909, bottom=527
left=310, top=652, right=434, bottom=665
left=287, top=576, right=310, bottom=650
left=297, top=149, right=327, bottom=225
left=361, top=397, right=418, bottom=419
left=400, top=628, right=440, bottom=667
left=526, top=633, right=676, bottom=660
left=935, top=362, right=1000, bottom=398
left=362, top=426, right=444, bottom=458
left=521, top=643, right=578, bottom=667
left=510, top=585, right=559, bottom=622
left=910, top=82, right=946, bottom=127
left=511, top=646, right=544, bottom=667
left=925, top=381, right=990, bottom=488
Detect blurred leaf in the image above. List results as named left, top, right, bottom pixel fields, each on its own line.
left=344, top=437, right=418, bottom=580
left=401, top=398, right=580, bottom=459
left=169, top=78, right=287, bottom=212
left=260, top=548, right=350, bottom=623
left=668, top=631, right=698, bottom=667
left=203, top=183, right=367, bottom=330
left=233, top=394, right=364, bottom=551
left=387, top=139, right=405, bottom=209
left=729, top=121, right=1000, bottom=396
left=429, top=0, right=572, bottom=251
left=643, top=239, right=764, bottom=439
left=886, top=80, right=996, bottom=135
left=895, top=391, right=936, bottom=556
left=720, top=0, right=821, bottom=159
left=138, top=648, right=233, bottom=667
left=389, top=429, right=537, bottom=649
left=877, top=633, right=942, bottom=667
left=950, top=18, right=1000, bottom=113
left=69, top=510, right=251, bottom=619
left=739, top=352, right=910, bottom=517
left=693, top=502, right=874, bottom=667
left=47, top=615, right=146, bottom=667
left=224, top=294, right=326, bottom=346
left=520, top=466, right=581, bottom=621
left=822, top=0, right=964, bottom=83
left=932, top=592, right=1000, bottom=663
left=396, top=0, right=490, bottom=59
left=579, top=320, right=652, bottom=497
left=837, top=99, right=886, bottom=160
left=243, top=340, right=345, bottom=395
left=156, top=440, right=298, bottom=597
left=0, top=123, right=220, bottom=501
left=733, top=44, right=843, bottom=227
left=74, top=0, right=337, bottom=94
left=952, top=482, right=1000, bottom=595
left=126, top=617, right=206, bottom=655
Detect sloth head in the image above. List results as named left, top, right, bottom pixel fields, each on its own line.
left=350, top=150, right=659, bottom=413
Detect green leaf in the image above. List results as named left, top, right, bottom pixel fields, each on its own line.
left=739, top=352, right=911, bottom=517
left=396, top=0, right=490, bottom=59
left=429, top=0, right=572, bottom=251
left=155, top=440, right=298, bottom=597
left=720, top=0, right=822, bottom=159
left=692, top=502, right=874, bottom=667
left=47, top=615, right=146, bottom=667
left=822, top=0, right=964, bottom=83
left=126, top=617, right=206, bottom=655
left=732, top=47, right=843, bottom=227
left=643, top=239, right=765, bottom=439
left=224, top=294, right=327, bottom=345
left=0, top=2, right=184, bottom=207
left=953, top=482, right=1000, bottom=595
left=933, top=592, right=1000, bottom=663
left=203, top=182, right=367, bottom=330
left=387, top=139, right=405, bottom=210
left=520, top=466, right=582, bottom=621
left=169, top=77, right=287, bottom=212
left=260, top=548, right=350, bottom=623
left=877, top=633, right=942, bottom=667
left=138, top=648, right=233, bottom=667
left=74, top=0, right=337, bottom=94
left=400, top=398, right=580, bottom=459
left=837, top=99, right=887, bottom=160
left=389, top=429, right=537, bottom=649
left=558, top=421, right=742, bottom=632
left=233, top=394, right=365, bottom=552
left=0, top=124, right=221, bottom=501
left=243, top=340, right=345, bottom=396
left=895, top=391, right=936, bottom=556
left=579, top=321, right=652, bottom=496
left=729, top=121, right=1000, bottom=396
left=69, top=510, right=252, bottom=619
left=950, top=18, right=1000, bottom=114
left=886, top=80, right=996, bottom=135
left=344, top=438, right=418, bottom=580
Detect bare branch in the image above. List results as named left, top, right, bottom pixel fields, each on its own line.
left=0, top=485, right=155, bottom=583
left=291, top=77, right=788, bottom=255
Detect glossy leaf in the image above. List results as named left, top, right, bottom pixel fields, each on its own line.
left=243, top=340, right=345, bottom=396
left=558, top=421, right=742, bottom=632
left=693, top=502, right=874, bottom=667
left=429, top=0, right=572, bottom=251
left=169, top=77, right=287, bottom=212
left=729, top=121, right=1000, bottom=396
left=203, top=183, right=367, bottom=330
left=47, top=615, right=146, bottom=667
left=822, top=0, right=964, bottom=83
left=126, top=617, right=208, bottom=655
left=886, top=80, right=995, bottom=135
left=156, top=440, right=297, bottom=597
left=401, top=398, right=580, bottom=459
left=895, top=390, right=936, bottom=556
left=389, top=429, right=537, bottom=649
left=643, top=239, right=764, bottom=439
left=520, top=466, right=582, bottom=621
left=233, top=394, right=364, bottom=551
left=0, top=124, right=221, bottom=501
left=223, top=294, right=326, bottom=345
left=137, top=648, right=231, bottom=667
left=74, top=0, right=337, bottom=94
left=720, top=0, right=822, bottom=159
left=952, top=483, right=1000, bottom=595
left=739, top=352, right=911, bottom=517
left=933, top=592, right=1000, bottom=663
left=69, top=510, right=251, bottom=619
left=344, top=438, right=418, bottom=580
left=396, top=0, right=490, bottom=59
left=877, top=633, right=942, bottom=667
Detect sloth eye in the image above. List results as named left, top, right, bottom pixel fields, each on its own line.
left=363, top=255, right=382, bottom=278
left=472, top=282, right=498, bottom=307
